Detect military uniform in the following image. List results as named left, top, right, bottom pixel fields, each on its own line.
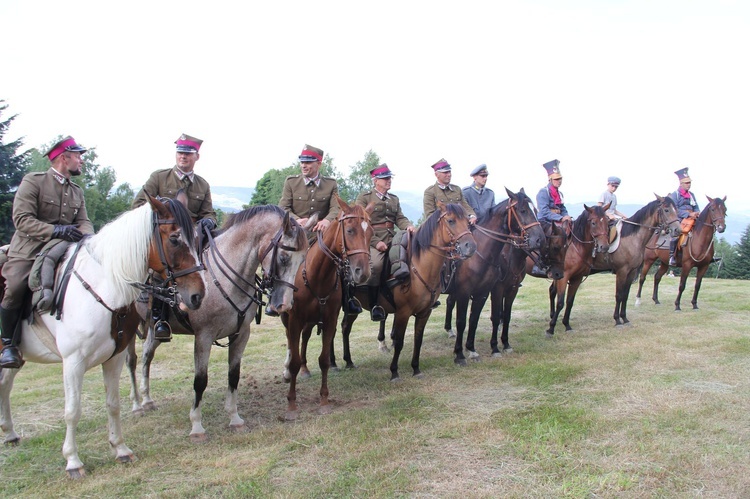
left=423, top=183, right=476, bottom=220
left=2, top=168, right=94, bottom=309
left=279, top=174, right=341, bottom=224
left=132, top=167, right=217, bottom=224
left=356, top=189, right=412, bottom=285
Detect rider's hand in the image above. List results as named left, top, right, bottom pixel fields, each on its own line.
left=52, top=224, right=83, bottom=242
left=198, top=218, right=216, bottom=232
left=314, top=219, right=331, bottom=232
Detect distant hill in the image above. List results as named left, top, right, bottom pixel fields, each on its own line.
left=211, top=186, right=748, bottom=245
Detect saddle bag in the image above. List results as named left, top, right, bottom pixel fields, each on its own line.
left=680, top=217, right=695, bottom=234
left=29, top=239, right=70, bottom=312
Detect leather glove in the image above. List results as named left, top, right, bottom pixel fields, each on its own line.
left=198, top=218, right=216, bottom=232
left=52, top=224, right=83, bottom=242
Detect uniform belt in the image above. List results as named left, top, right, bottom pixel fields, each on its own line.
left=371, top=221, right=395, bottom=229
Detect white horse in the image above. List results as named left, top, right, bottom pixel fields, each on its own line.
left=0, top=194, right=205, bottom=478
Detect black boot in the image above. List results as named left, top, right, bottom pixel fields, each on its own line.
left=668, top=238, right=678, bottom=266
left=152, top=300, right=172, bottom=342
left=530, top=263, right=549, bottom=278
left=368, top=286, right=386, bottom=322
left=346, top=297, right=363, bottom=315
left=0, top=306, right=24, bottom=369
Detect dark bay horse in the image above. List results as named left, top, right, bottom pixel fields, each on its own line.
left=1, top=195, right=205, bottom=477
left=127, top=205, right=310, bottom=441
left=636, top=196, right=727, bottom=310
left=589, top=195, right=680, bottom=325
left=339, top=202, right=477, bottom=380
left=546, top=205, right=611, bottom=336
left=524, top=218, right=572, bottom=281
left=281, top=197, right=373, bottom=420
left=444, top=189, right=544, bottom=365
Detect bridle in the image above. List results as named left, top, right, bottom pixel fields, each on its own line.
left=427, top=210, right=475, bottom=260
left=473, top=198, right=541, bottom=250
left=687, top=200, right=726, bottom=263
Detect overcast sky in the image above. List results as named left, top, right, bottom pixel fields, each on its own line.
left=3, top=0, right=748, bottom=211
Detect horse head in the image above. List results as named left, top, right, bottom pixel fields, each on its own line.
left=655, top=193, right=681, bottom=237
left=259, top=210, right=311, bottom=315
left=432, top=201, right=477, bottom=259
left=506, top=187, right=544, bottom=251
left=331, top=195, right=373, bottom=286
left=705, top=196, right=727, bottom=233
left=581, top=203, right=610, bottom=254
left=543, top=220, right=570, bottom=280
left=146, top=192, right=205, bottom=311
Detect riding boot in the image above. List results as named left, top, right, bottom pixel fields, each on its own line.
left=152, top=300, right=172, bottom=342
left=0, top=305, right=24, bottom=369
left=344, top=286, right=362, bottom=315
left=388, top=236, right=410, bottom=287
left=368, top=286, right=386, bottom=322
left=668, top=238, right=678, bottom=266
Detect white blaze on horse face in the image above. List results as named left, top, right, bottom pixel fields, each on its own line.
left=361, top=221, right=368, bottom=231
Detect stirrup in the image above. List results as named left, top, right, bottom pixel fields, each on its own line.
left=346, top=297, right=363, bottom=315
left=153, top=321, right=172, bottom=342
left=370, top=305, right=386, bottom=322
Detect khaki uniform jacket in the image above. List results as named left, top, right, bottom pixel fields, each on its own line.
left=279, top=175, right=340, bottom=222
left=7, top=169, right=94, bottom=260
left=422, top=183, right=476, bottom=220
left=132, top=167, right=217, bottom=224
left=355, top=190, right=412, bottom=247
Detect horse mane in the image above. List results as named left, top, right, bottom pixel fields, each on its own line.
left=572, top=205, right=607, bottom=240
left=162, top=197, right=196, bottom=245
left=87, top=203, right=154, bottom=302
left=478, top=199, right=507, bottom=225
left=220, top=204, right=286, bottom=232
left=413, top=203, right=466, bottom=259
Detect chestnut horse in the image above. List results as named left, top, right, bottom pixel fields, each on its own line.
left=0, top=195, right=205, bottom=477
left=281, top=196, right=373, bottom=420
left=546, top=205, right=611, bottom=336
left=636, top=196, right=727, bottom=310
left=339, top=202, right=477, bottom=380
left=589, top=195, right=680, bottom=325
left=127, top=205, right=310, bottom=441
left=445, top=189, right=544, bottom=365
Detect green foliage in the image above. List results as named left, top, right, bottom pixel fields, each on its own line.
left=246, top=163, right=299, bottom=207
left=337, top=149, right=380, bottom=204
left=720, top=225, right=750, bottom=279
left=0, top=100, right=31, bottom=244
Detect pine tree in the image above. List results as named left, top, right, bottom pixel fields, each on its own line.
left=0, top=100, right=31, bottom=244
left=722, top=225, right=750, bottom=280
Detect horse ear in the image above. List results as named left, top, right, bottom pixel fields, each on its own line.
left=722, top=195, right=727, bottom=202
left=145, top=191, right=170, bottom=218
left=175, top=189, right=189, bottom=209
left=654, top=193, right=664, bottom=202
left=335, top=193, right=349, bottom=211
left=505, top=187, right=515, bottom=198
left=437, top=200, right=446, bottom=212
left=583, top=203, right=591, bottom=212
left=601, top=202, right=611, bottom=211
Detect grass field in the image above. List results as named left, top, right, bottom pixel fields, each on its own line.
left=1, top=274, right=749, bottom=497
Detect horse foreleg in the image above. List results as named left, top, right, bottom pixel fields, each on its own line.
left=0, top=366, right=20, bottom=445
left=125, top=336, right=143, bottom=416
left=636, top=259, right=654, bottom=306
left=411, top=310, right=431, bottom=379
left=284, top=319, right=303, bottom=421
left=675, top=268, right=690, bottom=311
left=490, top=287, right=503, bottom=355
left=138, top=326, right=160, bottom=412
left=101, top=353, right=135, bottom=465
left=547, top=281, right=566, bottom=337
left=617, top=268, right=639, bottom=325
left=226, top=328, right=251, bottom=432
left=548, top=282, right=557, bottom=319
left=562, top=278, right=583, bottom=332
left=299, top=324, right=313, bottom=379
left=61, top=356, right=87, bottom=478
left=189, top=336, right=213, bottom=442
left=466, top=295, right=488, bottom=359
left=444, top=293, right=456, bottom=338
left=377, top=319, right=390, bottom=353
left=318, top=320, right=337, bottom=414
left=691, top=264, right=709, bottom=309
left=501, top=287, right=520, bottom=352
left=340, top=313, right=358, bottom=369
left=453, top=296, right=470, bottom=366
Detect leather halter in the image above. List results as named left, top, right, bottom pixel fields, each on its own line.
left=472, top=198, right=541, bottom=249
left=427, top=210, right=474, bottom=260
left=686, top=200, right=726, bottom=263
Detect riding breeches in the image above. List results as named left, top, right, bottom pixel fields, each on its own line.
left=366, top=247, right=386, bottom=286
left=1, top=258, right=33, bottom=309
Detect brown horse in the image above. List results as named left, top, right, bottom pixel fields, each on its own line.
left=281, top=196, right=373, bottom=420
left=546, top=204, right=611, bottom=336
left=636, top=196, right=727, bottom=310
left=524, top=218, right=572, bottom=281
left=589, top=195, right=680, bottom=325
left=339, top=202, right=477, bottom=380
left=444, top=189, right=544, bottom=365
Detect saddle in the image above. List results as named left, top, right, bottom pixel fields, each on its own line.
left=29, top=239, right=71, bottom=312
left=607, top=219, right=623, bottom=254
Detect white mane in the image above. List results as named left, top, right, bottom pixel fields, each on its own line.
left=86, top=203, right=153, bottom=303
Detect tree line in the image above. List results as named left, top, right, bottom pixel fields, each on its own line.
left=1, top=100, right=748, bottom=279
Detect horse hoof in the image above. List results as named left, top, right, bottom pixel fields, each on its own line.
left=390, top=376, right=402, bottom=383
left=491, top=352, right=503, bottom=358
left=345, top=363, right=358, bottom=370
left=454, top=358, right=467, bottom=367
left=230, top=423, right=248, bottom=433
left=299, top=370, right=312, bottom=380
left=142, top=401, right=158, bottom=412
left=116, top=453, right=136, bottom=464
left=190, top=432, right=208, bottom=444
left=131, top=408, right=145, bottom=417
left=318, top=405, right=333, bottom=415
left=330, top=365, right=340, bottom=373
left=545, top=332, right=554, bottom=339
left=635, top=298, right=641, bottom=306
left=504, top=348, right=514, bottom=354
left=446, top=329, right=456, bottom=338
left=283, top=411, right=298, bottom=422
left=467, top=351, right=480, bottom=361
left=66, top=467, right=86, bottom=479
left=378, top=342, right=391, bottom=354
left=413, top=372, right=425, bottom=379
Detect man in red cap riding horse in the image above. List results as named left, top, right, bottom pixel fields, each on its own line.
left=668, top=167, right=700, bottom=266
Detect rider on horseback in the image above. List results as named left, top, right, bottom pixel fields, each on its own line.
left=355, top=164, right=414, bottom=322
left=132, top=134, right=217, bottom=341
left=1, top=137, right=94, bottom=369
left=533, top=159, right=573, bottom=277
left=668, top=167, right=699, bottom=266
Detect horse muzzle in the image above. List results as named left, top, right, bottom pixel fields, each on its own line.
left=456, top=239, right=477, bottom=259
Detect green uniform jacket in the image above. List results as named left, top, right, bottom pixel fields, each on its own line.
left=279, top=175, right=340, bottom=222
left=132, top=167, right=217, bottom=224
left=7, top=169, right=94, bottom=260
left=355, top=190, right=412, bottom=247
left=422, top=183, right=476, bottom=220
